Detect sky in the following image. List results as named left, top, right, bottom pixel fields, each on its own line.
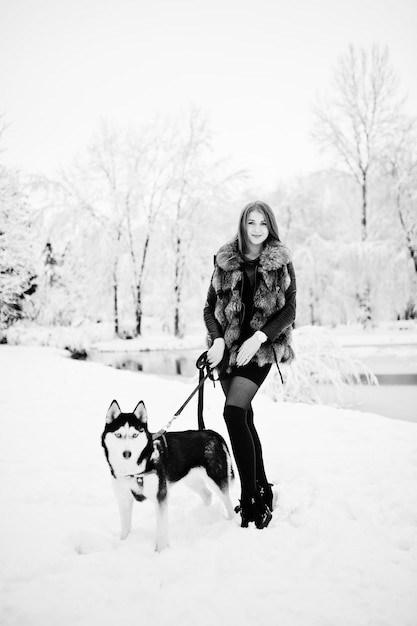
left=1, top=0, right=416, bottom=189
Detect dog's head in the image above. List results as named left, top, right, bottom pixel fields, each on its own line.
left=101, top=400, right=153, bottom=478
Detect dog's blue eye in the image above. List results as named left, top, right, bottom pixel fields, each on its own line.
left=115, top=433, right=122, bottom=438
left=132, top=433, right=139, bottom=438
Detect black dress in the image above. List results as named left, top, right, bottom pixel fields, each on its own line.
left=222, top=257, right=272, bottom=385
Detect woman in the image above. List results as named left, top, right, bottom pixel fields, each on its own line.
left=203, top=201, right=296, bottom=529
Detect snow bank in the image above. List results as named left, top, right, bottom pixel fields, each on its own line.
left=4, top=320, right=206, bottom=353
left=0, top=346, right=416, bottom=626
left=332, top=322, right=417, bottom=347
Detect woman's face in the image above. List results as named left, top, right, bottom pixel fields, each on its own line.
left=246, top=210, right=269, bottom=247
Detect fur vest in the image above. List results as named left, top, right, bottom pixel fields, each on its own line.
left=211, top=239, right=294, bottom=372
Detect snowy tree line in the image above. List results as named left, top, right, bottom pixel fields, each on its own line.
left=1, top=45, right=416, bottom=339
left=1, top=108, right=245, bottom=337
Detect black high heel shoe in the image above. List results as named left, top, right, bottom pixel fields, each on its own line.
left=253, top=498, right=272, bottom=529
left=238, top=496, right=272, bottom=529
left=240, top=500, right=255, bottom=528
left=257, top=482, right=274, bottom=511
left=235, top=482, right=275, bottom=515
left=236, top=498, right=255, bottom=527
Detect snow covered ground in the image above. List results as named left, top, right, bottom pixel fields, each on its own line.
left=1, top=345, right=417, bottom=626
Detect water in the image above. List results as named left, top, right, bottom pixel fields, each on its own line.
left=88, top=347, right=417, bottom=424
left=315, top=381, right=417, bottom=423
left=89, top=348, right=202, bottom=378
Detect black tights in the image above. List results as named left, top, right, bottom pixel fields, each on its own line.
left=221, top=376, right=269, bottom=503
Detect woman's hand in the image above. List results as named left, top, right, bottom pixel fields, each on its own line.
left=207, top=338, right=225, bottom=369
left=236, top=333, right=264, bottom=367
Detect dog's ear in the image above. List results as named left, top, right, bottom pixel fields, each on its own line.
left=106, top=400, right=121, bottom=424
left=133, top=401, right=147, bottom=424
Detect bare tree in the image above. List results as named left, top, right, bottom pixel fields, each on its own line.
left=56, top=120, right=175, bottom=336
left=33, top=112, right=246, bottom=335
left=380, top=119, right=417, bottom=318
left=169, top=109, right=209, bottom=337
left=124, top=121, right=178, bottom=335
left=382, top=119, right=417, bottom=273
left=56, top=124, right=128, bottom=335
left=0, top=174, right=37, bottom=328
left=0, top=118, right=38, bottom=330
left=166, top=108, right=246, bottom=337
left=313, top=44, right=404, bottom=241
left=88, top=124, right=128, bottom=335
left=313, top=45, right=409, bottom=326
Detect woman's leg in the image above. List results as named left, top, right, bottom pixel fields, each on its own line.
left=221, top=376, right=259, bottom=506
left=220, top=376, right=271, bottom=527
left=246, top=405, right=267, bottom=486
left=221, top=379, right=270, bottom=496
left=221, top=375, right=259, bottom=411
left=246, top=406, right=273, bottom=509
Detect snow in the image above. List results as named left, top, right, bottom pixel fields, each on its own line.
left=332, top=323, right=417, bottom=344
left=1, top=345, right=417, bottom=626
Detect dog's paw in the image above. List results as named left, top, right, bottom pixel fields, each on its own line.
left=155, top=539, right=169, bottom=552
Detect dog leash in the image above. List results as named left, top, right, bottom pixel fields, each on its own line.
left=152, top=351, right=216, bottom=440
left=151, top=347, right=283, bottom=440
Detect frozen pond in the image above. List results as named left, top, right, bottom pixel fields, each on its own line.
left=327, top=343, right=417, bottom=423
left=88, top=343, right=417, bottom=424
left=89, top=347, right=203, bottom=377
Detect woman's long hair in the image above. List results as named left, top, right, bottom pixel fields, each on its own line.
left=236, top=201, right=280, bottom=256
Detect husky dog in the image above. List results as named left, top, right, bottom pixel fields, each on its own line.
left=102, top=400, right=235, bottom=551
